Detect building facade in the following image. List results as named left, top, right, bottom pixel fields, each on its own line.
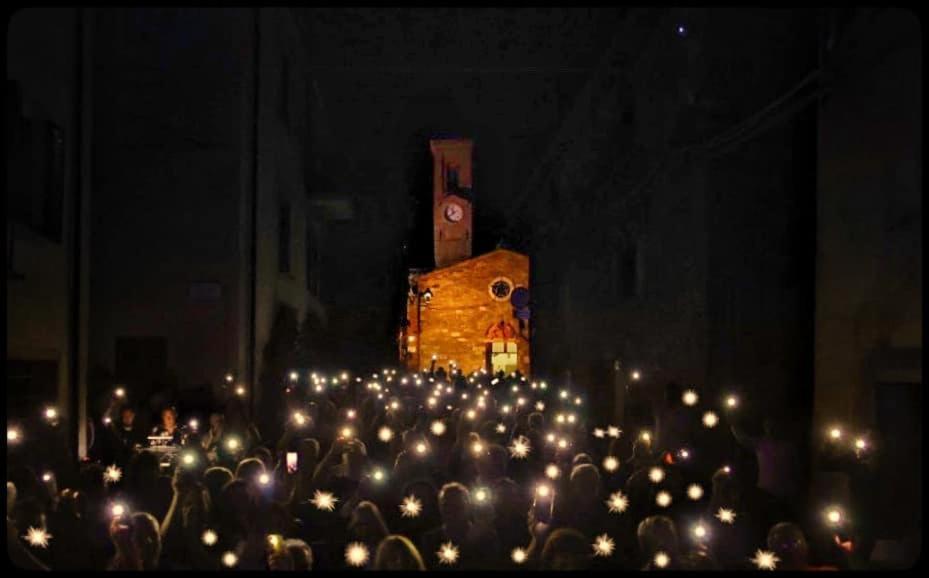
left=7, top=7, right=93, bottom=457
left=401, top=139, right=531, bottom=374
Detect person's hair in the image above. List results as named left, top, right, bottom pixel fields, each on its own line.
left=203, top=467, right=234, bottom=506
left=766, top=522, right=808, bottom=568
left=373, top=535, right=426, bottom=570
left=130, top=512, right=162, bottom=570
left=161, top=406, right=177, bottom=417
left=350, top=501, right=390, bottom=543
left=527, top=412, right=544, bottom=430
left=248, top=446, right=273, bottom=470
left=235, top=457, right=266, bottom=481
left=439, top=482, right=469, bottom=505
left=572, top=452, right=593, bottom=466
left=637, top=515, right=679, bottom=558
left=569, top=463, right=601, bottom=501
left=285, top=539, right=313, bottom=571
left=540, top=528, right=590, bottom=570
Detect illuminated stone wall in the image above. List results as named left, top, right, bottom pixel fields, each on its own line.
left=404, top=249, right=530, bottom=375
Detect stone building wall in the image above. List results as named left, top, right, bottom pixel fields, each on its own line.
left=405, top=249, right=530, bottom=374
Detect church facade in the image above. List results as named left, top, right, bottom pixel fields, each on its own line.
left=399, top=139, right=531, bottom=375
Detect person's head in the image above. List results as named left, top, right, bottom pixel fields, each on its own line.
left=438, top=482, right=471, bottom=528
left=568, top=463, right=601, bottom=508
left=491, top=477, right=526, bottom=522
left=477, top=444, right=508, bottom=482
left=341, top=440, right=368, bottom=479
left=161, top=407, right=177, bottom=430
left=249, top=446, right=273, bottom=470
left=540, top=528, right=591, bottom=570
left=527, top=412, right=544, bottom=431
left=766, top=522, right=809, bottom=570
left=235, top=457, right=266, bottom=483
left=120, top=406, right=136, bottom=427
left=710, top=468, right=741, bottom=508
left=285, top=539, right=313, bottom=571
left=373, top=535, right=426, bottom=570
left=348, top=501, right=389, bottom=544
left=203, top=467, right=234, bottom=508
left=632, top=438, right=652, bottom=459
left=298, top=438, right=320, bottom=473
left=129, top=512, right=162, bottom=570
left=572, top=453, right=593, bottom=467
left=209, top=412, right=224, bottom=431
left=637, top=515, right=679, bottom=558
left=218, top=479, right=253, bottom=533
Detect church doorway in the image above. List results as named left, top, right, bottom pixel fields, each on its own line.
left=485, top=321, right=519, bottom=374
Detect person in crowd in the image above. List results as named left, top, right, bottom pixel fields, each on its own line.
left=151, top=407, right=189, bottom=446
left=108, top=512, right=162, bottom=570
left=637, top=515, right=682, bottom=570
left=374, top=534, right=426, bottom=570
left=420, top=482, right=500, bottom=569
left=767, top=522, right=840, bottom=571
left=731, top=417, right=802, bottom=514
left=539, top=528, right=591, bottom=570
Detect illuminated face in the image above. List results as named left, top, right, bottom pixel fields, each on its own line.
left=162, top=410, right=176, bottom=430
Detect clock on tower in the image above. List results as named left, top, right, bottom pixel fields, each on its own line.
left=431, top=139, right=473, bottom=268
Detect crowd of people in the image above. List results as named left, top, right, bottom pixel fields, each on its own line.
left=7, top=366, right=877, bottom=570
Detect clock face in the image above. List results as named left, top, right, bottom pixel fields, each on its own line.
left=444, top=203, right=464, bottom=223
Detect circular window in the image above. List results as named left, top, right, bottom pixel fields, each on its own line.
left=489, top=277, right=513, bottom=301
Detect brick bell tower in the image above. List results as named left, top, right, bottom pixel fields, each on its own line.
left=431, top=139, right=473, bottom=268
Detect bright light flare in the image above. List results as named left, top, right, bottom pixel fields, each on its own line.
left=716, top=508, right=736, bottom=524
left=345, top=542, right=370, bottom=567
left=509, top=436, right=531, bottom=459
left=400, top=495, right=422, bottom=518
left=437, top=542, right=459, bottom=565
left=703, top=411, right=719, bottom=428
left=511, top=548, right=527, bottom=564
left=104, top=464, right=123, bottom=484
left=222, top=551, right=239, bottom=567
left=654, top=551, right=670, bottom=568
left=593, top=534, right=615, bottom=557
left=692, top=522, right=709, bottom=541
left=430, top=421, right=446, bottom=436
left=202, top=529, right=218, bottom=546
left=648, top=467, right=665, bottom=484
left=655, top=491, right=672, bottom=508
left=682, top=390, right=699, bottom=406
left=751, top=549, right=780, bottom=570
left=606, top=491, right=629, bottom=514
left=545, top=464, right=560, bottom=480
left=311, top=490, right=338, bottom=512
left=23, top=527, right=51, bottom=548
left=603, top=456, right=619, bottom=472
left=687, top=483, right=704, bottom=501
left=378, top=426, right=394, bottom=443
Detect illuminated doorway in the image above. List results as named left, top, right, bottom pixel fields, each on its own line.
left=485, top=321, right=519, bottom=374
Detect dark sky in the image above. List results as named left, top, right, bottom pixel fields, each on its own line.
left=298, top=8, right=628, bottom=264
